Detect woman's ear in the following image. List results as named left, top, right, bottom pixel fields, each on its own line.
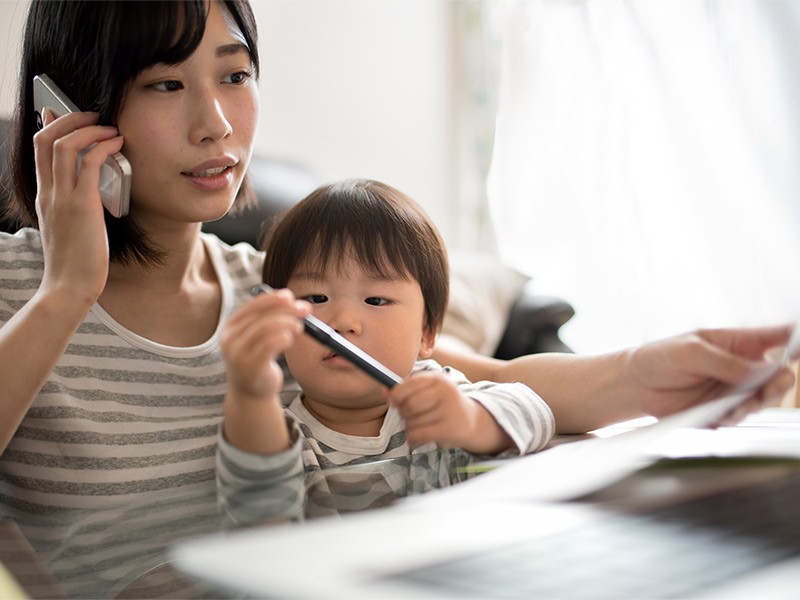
left=418, top=327, right=437, bottom=359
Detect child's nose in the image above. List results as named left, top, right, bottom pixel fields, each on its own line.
left=327, top=303, right=362, bottom=336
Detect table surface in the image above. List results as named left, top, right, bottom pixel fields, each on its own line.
left=3, top=408, right=800, bottom=599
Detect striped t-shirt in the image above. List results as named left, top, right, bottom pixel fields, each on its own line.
left=0, top=229, right=303, bottom=517
left=288, top=359, right=555, bottom=516
left=1, top=229, right=307, bottom=596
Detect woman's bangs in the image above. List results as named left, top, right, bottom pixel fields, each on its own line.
left=113, top=1, right=208, bottom=76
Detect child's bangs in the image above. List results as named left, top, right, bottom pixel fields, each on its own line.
left=303, top=229, right=412, bottom=283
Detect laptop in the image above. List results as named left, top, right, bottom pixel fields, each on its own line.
left=171, top=334, right=800, bottom=598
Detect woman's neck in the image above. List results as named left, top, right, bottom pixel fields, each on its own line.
left=98, top=230, right=222, bottom=346
left=105, top=225, right=207, bottom=290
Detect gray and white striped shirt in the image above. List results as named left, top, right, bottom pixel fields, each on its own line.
left=0, top=229, right=300, bottom=518
left=287, top=359, right=556, bottom=516
left=1, top=229, right=306, bottom=596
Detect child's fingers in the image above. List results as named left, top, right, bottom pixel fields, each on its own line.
left=224, top=312, right=302, bottom=359
left=396, top=394, right=439, bottom=421
left=250, top=289, right=311, bottom=321
left=406, top=420, right=450, bottom=448
left=221, top=298, right=306, bottom=366
left=388, top=373, right=440, bottom=406
left=231, top=292, right=308, bottom=335
left=404, top=408, right=442, bottom=432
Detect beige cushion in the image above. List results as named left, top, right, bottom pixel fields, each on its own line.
left=441, top=253, right=530, bottom=356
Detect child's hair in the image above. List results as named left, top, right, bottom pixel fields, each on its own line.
left=262, top=179, right=450, bottom=334
left=8, top=0, right=259, bottom=266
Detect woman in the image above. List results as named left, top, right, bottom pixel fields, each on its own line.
left=0, top=0, right=794, bottom=520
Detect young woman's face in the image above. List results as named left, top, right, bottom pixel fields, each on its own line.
left=115, top=1, right=258, bottom=227
left=284, top=252, right=436, bottom=410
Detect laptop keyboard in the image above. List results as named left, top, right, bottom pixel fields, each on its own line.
left=388, top=468, right=800, bottom=599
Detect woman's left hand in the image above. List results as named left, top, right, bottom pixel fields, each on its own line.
left=624, top=324, right=796, bottom=422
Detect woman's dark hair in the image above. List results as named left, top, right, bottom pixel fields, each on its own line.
left=262, top=179, right=450, bottom=334
left=8, top=0, right=259, bottom=265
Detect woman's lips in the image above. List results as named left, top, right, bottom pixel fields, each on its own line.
left=181, top=165, right=235, bottom=191
left=185, top=165, right=229, bottom=177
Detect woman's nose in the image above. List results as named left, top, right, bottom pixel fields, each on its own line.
left=188, top=90, right=233, bottom=144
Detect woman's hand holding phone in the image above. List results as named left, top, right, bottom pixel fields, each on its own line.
left=33, top=110, right=123, bottom=307
left=0, top=110, right=125, bottom=453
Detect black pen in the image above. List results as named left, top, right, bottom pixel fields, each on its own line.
left=250, top=284, right=404, bottom=388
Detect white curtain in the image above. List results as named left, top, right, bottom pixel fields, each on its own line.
left=487, top=0, right=800, bottom=353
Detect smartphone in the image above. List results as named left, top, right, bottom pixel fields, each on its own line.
left=32, top=74, right=131, bottom=218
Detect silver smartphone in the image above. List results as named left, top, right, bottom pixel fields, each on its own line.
left=32, top=74, right=131, bottom=218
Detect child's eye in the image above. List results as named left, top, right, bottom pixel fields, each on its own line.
left=224, top=70, right=252, bottom=85
left=303, top=294, right=328, bottom=304
left=149, top=80, right=183, bottom=92
left=365, top=297, right=390, bottom=306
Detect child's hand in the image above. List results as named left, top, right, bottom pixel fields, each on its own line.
left=220, top=289, right=310, bottom=455
left=388, top=373, right=512, bottom=454
left=220, top=289, right=310, bottom=401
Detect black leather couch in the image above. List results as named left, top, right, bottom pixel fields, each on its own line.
left=0, top=117, right=574, bottom=356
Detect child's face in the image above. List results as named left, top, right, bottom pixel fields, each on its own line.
left=115, top=1, right=258, bottom=229
left=284, top=252, right=436, bottom=411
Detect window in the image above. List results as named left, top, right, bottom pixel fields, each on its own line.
left=485, top=0, right=800, bottom=352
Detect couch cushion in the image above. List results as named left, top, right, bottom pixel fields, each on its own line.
left=441, top=253, right=530, bottom=356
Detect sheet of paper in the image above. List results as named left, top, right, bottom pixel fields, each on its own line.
left=647, top=407, right=800, bottom=460
left=648, top=426, right=800, bottom=460
left=737, top=406, right=800, bottom=428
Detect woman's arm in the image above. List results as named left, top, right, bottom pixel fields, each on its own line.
left=0, top=112, right=124, bottom=453
left=431, top=345, right=631, bottom=433
left=0, top=288, right=95, bottom=452
left=433, top=324, right=796, bottom=434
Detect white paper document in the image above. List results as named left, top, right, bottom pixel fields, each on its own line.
left=651, top=407, right=800, bottom=460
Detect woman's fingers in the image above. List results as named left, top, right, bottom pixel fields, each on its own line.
left=33, top=110, right=124, bottom=227
left=758, top=365, right=795, bottom=406
left=50, top=128, right=121, bottom=201
left=696, top=325, right=794, bottom=379
left=640, top=325, right=794, bottom=393
left=70, top=136, right=124, bottom=200
left=33, top=111, right=100, bottom=191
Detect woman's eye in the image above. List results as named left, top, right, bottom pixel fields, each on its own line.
left=224, top=70, right=252, bottom=85
left=365, top=297, right=389, bottom=306
left=150, top=80, right=183, bottom=92
left=303, top=294, right=328, bottom=304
